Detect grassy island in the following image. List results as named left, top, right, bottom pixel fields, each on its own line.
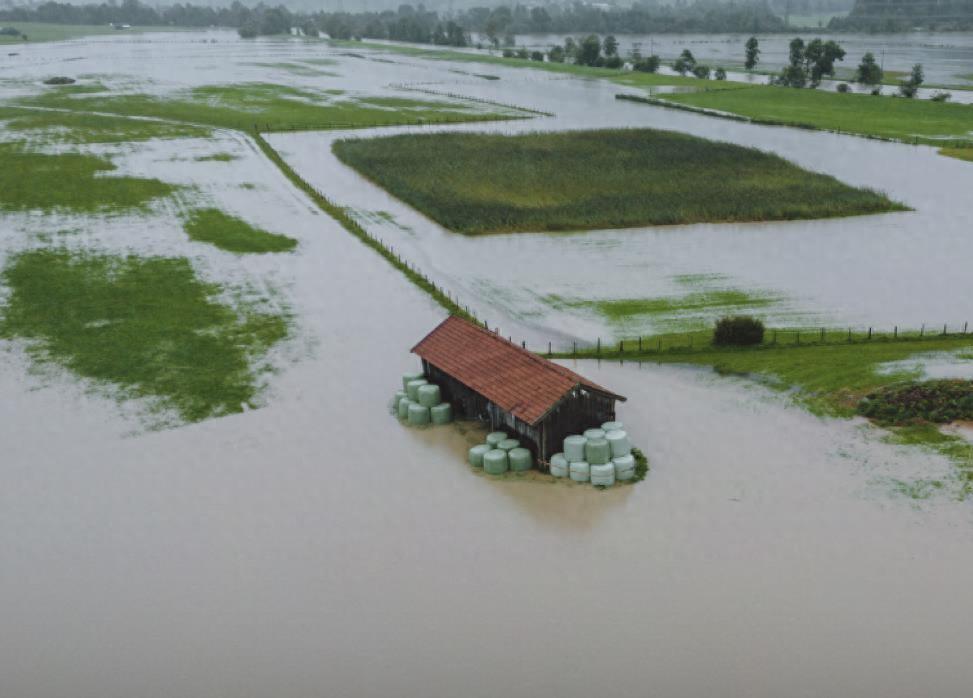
left=333, top=129, right=905, bottom=234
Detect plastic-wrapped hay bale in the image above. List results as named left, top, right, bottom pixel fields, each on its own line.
left=601, top=421, right=624, bottom=432
left=397, top=397, right=413, bottom=419
left=613, top=454, right=636, bottom=481
left=569, top=461, right=590, bottom=483
left=406, top=378, right=428, bottom=401
left=393, top=390, right=407, bottom=411
left=563, top=435, right=587, bottom=462
left=585, top=438, right=611, bottom=465
left=402, top=371, right=424, bottom=391
left=508, top=448, right=532, bottom=472
left=483, top=449, right=509, bottom=475
left=430, top=402, right=452, bottom=425
left=407, top=402, right=430, bottom=426
left=590, top=463, right=615, bottom=487
left=606, top=430, right=631, bottom=458
left=486, top=431, right=507, bottom=447
left=468, top=444, right=490, bottom=467
left=550, top=453, right=569, bottom=478
left=583, top=428, right=606, bottom=441
left=416, top=383, right=441, bottom=408
left=498, top=438, right=520, bottom=452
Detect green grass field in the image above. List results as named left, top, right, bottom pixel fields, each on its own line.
left=660, top=85, right=973, bottom=145
left=0, top=249, right=289, bottom=422
left=0, top=105, right=209, bottom=143
left=333, top=129, right=904, bottom=234
left=0, top=143, right=175, bottom=212
left=17, top=82, right=522, bottom=132
left=184, top=208, right=298, bottom=253
left=941, top=147, right=973, bottom=162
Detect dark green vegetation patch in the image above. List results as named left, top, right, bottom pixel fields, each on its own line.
left=0, top=143, right=175, bottom=212
left=859, top=380, right=973, bottom=426
left=184, top=208, right=298, bottom=254
left=0, top=249, right=289, bottom=422
left=333, top=129, right=904, bottom=234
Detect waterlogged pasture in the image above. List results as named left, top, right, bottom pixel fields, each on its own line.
left=0, top=105, right=210, bottom=143
left=0, top=143, right=176, bottom=212
left=0, top=249, right=289, bottom=422
left=334, top=129, right=902, bottom=234
left=660, top=85, right=973, bottom=145
left=184, top=208, right=298, bottom=254
left=17, top=81, right=524, bottom=132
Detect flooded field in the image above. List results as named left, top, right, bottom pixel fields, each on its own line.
left=3, top=30, right=973, bottom=698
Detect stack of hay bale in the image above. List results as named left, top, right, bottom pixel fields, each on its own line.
left=392, top=369, right=453, bottom=426
left=550, top=421, right=634, bottom=487
left=467, top=429, right=534, bottom=475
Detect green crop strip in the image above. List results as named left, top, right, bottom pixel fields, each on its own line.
left=940, top=147, right=973, bottom=162
left=184, top=208, right=298, bottom=254
left=0, top=106, right=209, bottom=143
left=0, top=143, right=175, bottom=212
left=0, top=249, right=289, bottom=423
left=333, top=129, right=905, bottom=234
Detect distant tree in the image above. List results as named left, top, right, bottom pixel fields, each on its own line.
left=530, top=50, right=544, bottom=62
left=900, top=63, right=924, bottom=98
left=603, top=34, right=618, bottom=57
left=633, top=54, right=661, bottom=73
left=563, top=36, right=577, bottom=60
left=714, top=66, right=727, bottom=80
left=805, top=38, right=845, bottom=86
left=673, top=48, right=696, bottom=75
left=604, top=55, right=623, bottom=69
left=855, top=52, right=883, bottom=85
left=744, top=35, right=760, bottom=71
left=692, top=64, right=711, bottom=79
left=484, top=19, right=499, bottom=48
left=301, top=19, right=319, bottom=37
left=238, top=21, right=257, bottom=39
left=547, top=45, right=564, bottom=63
left=576, top=34, right=602, bottom=67
left=515, top=46, right=528, bottom=59
left=836, top=82, right=850, bottom=92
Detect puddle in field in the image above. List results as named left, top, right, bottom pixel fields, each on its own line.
left=3, top=31, right=973, bottom=698
left=877, top=350, right=973, bottom=380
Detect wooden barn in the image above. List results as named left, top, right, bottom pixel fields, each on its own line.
left=412, top=316, right=626, bottom=467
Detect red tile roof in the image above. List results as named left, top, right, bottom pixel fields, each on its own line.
left=412, top=316, right=625, bottom=426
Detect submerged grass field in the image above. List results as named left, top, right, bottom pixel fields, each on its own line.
left=941, top=147, right=973, bottom=162
left=0, top=143, right=175, bottom=212
left=16, top=82, right=521, bottom=132
left=184, top=208, right=298, bottom=254
left=0, top=22, right=195, bottom=43
left=0, top=105, right=210, bottom=143
left=0, top=249, right=288, bottom=422
left=659, top=85, right=973, bottom=145
left=334, top=129, right=904, bottom=234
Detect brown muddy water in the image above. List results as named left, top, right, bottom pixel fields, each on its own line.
left=2, top=31, right=973, bottom=698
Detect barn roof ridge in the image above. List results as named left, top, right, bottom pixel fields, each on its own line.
left=411, top=315, right=625, bottom=426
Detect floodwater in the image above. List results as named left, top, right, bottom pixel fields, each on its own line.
left=509, top=31, right=973, bottom=87
left=3, top=31, right=973, bottom=698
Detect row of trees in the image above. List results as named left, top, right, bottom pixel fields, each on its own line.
left=831, top=0, right=973, bottom=31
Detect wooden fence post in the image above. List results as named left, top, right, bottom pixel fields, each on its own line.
left=638, top=336, right=642, bottom=353
left=868, top=327, right=872, bottom=340
left=548, top=341, right=552, bottom=356
left=894, top=325, right=898, bottom=339
left=597, top=338, right=601, bottom=356
left=573, top=341, right=577, bottom=356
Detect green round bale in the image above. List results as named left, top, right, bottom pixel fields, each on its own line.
left=468, top=444, right=491, bottom=467
left=613, top=454, right=636, bottom=481
left=402, top=371, right=424, bottom=391
left=416, top=383, right=442, bottom=408
left=508, top=447, right=533, bottom=471
left=585, top=438, right=612, bottom=465
left=406, top=378, right=428, bottom=401
left=583, top=428, right=606, bottom=441
left=397, top=397, right=413, bottom=419
left=430, top=402, right=452, bottom=425
left=407, top=402, right=430, bottom=426
left=486, top=431, right=508, bottom=447
left=590, top=463, right=615, bottom=487
left=393, top=390, right=407, bottom=411
left=601, top=421, right=624, bottom=432
left=550, top=453, right=569, bottom=478
left=483, top=449, right=509, bottom=475
left=563, top=435, right=587, bottom=462
left=569, top=461, right=590, bottom=483
left=606, top=430, right=631, bottom=458
left=498, top=438, right=520, bottom=452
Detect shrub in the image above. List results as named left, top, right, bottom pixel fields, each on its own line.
left=634, top=55, right=661, bottom=73
left=502, top=48, right=515, bottom=58
left=516, top=47, right=529, bottom=60
left=530, top=50, right=544, bottom=62
left=713, top=316, right=765, bottom=346
left=858, top=380, right=973, bottom=426
left=604, top=55, right=623, bottom=69
left=631, top=447, right=650, bottom=482
left=714, top=67, right=727, bottom=80
left=931, top=92, right=952, bottom=102
left=692, top=64, right=712, bottom=80
left=836, top=82, right=850, bottom=93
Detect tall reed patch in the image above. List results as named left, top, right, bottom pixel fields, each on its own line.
left=333, top=129, right=904, bottom=234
